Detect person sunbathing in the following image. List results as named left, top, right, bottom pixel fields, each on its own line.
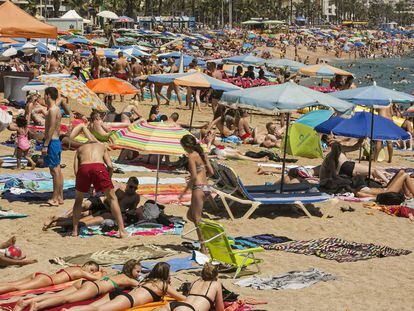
left=62, top=262, right=185, bottom=311
left=17, top=260, right=141, bottom=311
left=155, top=263, right=225, bottom=311
left=0, top=261, right=101, bottom=295
left=88, top=112, right=114, bottom=143
left=0, top=236, right=37, bottom=267
left=356, top=170, right=414, bottom=199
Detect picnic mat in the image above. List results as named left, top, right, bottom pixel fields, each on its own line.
left=0, top=281, right=76, bottom=301
left=265, top=237, right=411, bottom=262
left=0, top=156, right=28, bottom=168
left=79, top=222, right=184, bottom=238
left=231, top=234, right=292, bottom=250
left=234, top=268, right=336, bottom=290
left=49, top=244, right=178, bottom=266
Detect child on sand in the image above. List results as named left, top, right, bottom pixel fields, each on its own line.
left=8, top=115, right=36, bottom=169
left=0, top=261, right=101, bottom=294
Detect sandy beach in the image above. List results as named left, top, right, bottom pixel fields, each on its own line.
left=1, top=97, right=413, bottom=311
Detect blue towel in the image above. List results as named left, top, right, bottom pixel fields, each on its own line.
left=115, top=256, right=201, bottom=273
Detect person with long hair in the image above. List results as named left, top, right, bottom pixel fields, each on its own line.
left=63, top=262, right=185, bottom=311
left=8, top=115, right=36, bottom=169
left=16, top=260, right=141, bottom=311
left=155, top=263, right=225, bottom=311
left=0, top=262, right=100, bottom=295
left=179, top=135, right=214, bottom=254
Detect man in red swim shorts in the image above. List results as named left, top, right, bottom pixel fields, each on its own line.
left=72, top=141, right=128, bottom=238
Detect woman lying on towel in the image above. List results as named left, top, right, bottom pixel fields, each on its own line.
left=0, top=261, right=101, bottom=295
left=62, top=262, right=185, bottom=311
left=155, top=263, right=225, bottom=311
left=356, top=170, right=414, bottom=199
left=16, top=260, right=141, bottom=311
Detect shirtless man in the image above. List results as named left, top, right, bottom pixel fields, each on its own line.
left=112, top=177, right=140, bottom=213
left=46, top=52, right=62, bottom=73
left=237, top=109, right=253, bottom=142
left=72, top=141, right=128, bottom=237
left=113, top=51, right=131, bottom=81
left=43, top=87, right=63, bottom=206
left=120, top=103, right=142, bottom=123
left=130, top=58, right=143, bottom=101
left=90, top=48, right=100, bottom=79
left=375, top=104, right=394, bottom=163
left=208, top=62, right=223, bottom=112
left=165, top=58, right=183, bottom=107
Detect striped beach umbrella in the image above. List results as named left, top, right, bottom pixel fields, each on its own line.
left=299, top=64, right=353, bottom=77
left=111, top=121, right=190, bottom=155
left=111, top=121, right=193, bottom=202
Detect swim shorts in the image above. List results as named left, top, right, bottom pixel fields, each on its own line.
left=115, top=73, right=128, bottom=81
left=44, top=139, right=62, bottom=168
left=76, top=163, right=114, bottom=193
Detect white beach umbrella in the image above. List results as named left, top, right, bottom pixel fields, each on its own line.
left=97, top=10, right=119, bottom=20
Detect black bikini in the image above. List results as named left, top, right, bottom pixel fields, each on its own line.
left=170, top=281, right=214, bottom=311
left=109, top=288, right=135, bottom=308
left=141, top=285, right=163, bottom=302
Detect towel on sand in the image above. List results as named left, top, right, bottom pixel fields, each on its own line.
left=231, top=234, right=292, bottom=250
left=235, top=268, right=336, bottom=290
left=50, top=244, right=177, bottom=266
left=0, top=156, right=28, bottom=168
left=265, top=237, right=411, bottom=262
left=2, top=188, right=76, bottom=203
left=0, top=209, right=27, bottom=219
left=0, top=281, right=76, bottom=301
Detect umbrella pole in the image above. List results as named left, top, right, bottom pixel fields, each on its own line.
left=367, top=107, right=375, bottom=182
left=155, top=154, right=160, bottom=204
left=358, top=144, right=362, bottom=163
left=44, top=39, right=48, bottom=74
left=189, top=93, right=196, bottom=132
left=280, top=113, right=291, bottom=193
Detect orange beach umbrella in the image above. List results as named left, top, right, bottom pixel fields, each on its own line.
left=86, top=77, right=139, bottom=95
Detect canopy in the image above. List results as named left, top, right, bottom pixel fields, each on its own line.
left=0, top=0, right=57, bottom=38
left=149, top=72, right=241, bottom=92
left=330, top=82, right=414, bottom=106
left=221, top=81, right=354, bottom=113
left=223, top=54, right=266, bottom=66
left=315, top=112, right=410, bottom=141
left=299, top=64, right=353, bottom=77
left=61, top=10, right=91, bottom=24
left=86, top=77, right=139, bottom=95
left=123, top=47, right=150, bottom=58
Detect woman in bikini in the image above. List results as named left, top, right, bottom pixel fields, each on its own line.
left=179, top=135, right=214, bottom=254
left=156, top=263, right=224, bottom=311
left=63, top=262, right=185, bottom=311
left=0, top=261, right=100, bottom=295
left=17, top=260, right=141, bottom=311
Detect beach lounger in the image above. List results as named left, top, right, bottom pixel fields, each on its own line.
left=211, top=163, right=331, bottom=220
left=183, top=220, right=263, bottom=279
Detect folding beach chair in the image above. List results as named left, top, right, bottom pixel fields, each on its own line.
left=212, top=163, right=331, bottom=220
left=182, top=219, right=263, bottom=279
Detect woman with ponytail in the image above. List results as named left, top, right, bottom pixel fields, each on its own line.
left=179, top=135, right=214, bottom=254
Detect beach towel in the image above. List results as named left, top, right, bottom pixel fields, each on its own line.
left=0, top=281, right=76, bottom=301
left=113, top=177, right=186, bottom=185
left=128, top=297, right=175, bottom=311
left=2, top=188, right=76, bottom=203
left=1, top=141, right=43, bottom=152
left=141, top=255, right=201, bottom=272
left=0, top=209, right=27, bottom=219
left=386, top=167, right=414, bottom=174
left=0, top=171, right=52, bottom=183
left=50, top=244, right=177, bottom=266
left=114, top=162, right=182, bottom=173
left=234, top=268, right=336, bottom=290
left=231, top=234, right=292, bottom=250
left=0, top=156, right=28, bottom=168
left=265, top=237, right=411, bottom=262
left=0, top=296, right=100, bottom=311
left=363, top=202, right=414, bottom=219
left=0, top=180, right=75, bottom=192
left=79, top=221, right=184, bottom=238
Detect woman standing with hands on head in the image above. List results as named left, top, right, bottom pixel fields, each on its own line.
left=179, top=135, right=214, bottom=254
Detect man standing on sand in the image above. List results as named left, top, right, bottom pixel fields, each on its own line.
left=375, top=104, right=394, bottom=163
left=113, top=51, right=130, bottom=81
left=43, top=87, right=63, bottom=206
left=72, top=141, right=128, bottom=238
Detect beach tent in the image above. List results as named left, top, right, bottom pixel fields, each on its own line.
left=287, top=123, right=323, bottom=159
left=0, top=0, right=57, bottom=38
left=61, top=10, right=91, bottom=24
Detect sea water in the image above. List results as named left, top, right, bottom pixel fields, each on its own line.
left=333, top=56, right=414, bottom=93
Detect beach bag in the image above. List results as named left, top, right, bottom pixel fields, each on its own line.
left=376, top=192, right=405, bottom=206
left=142, top=201, right=161, bottom=220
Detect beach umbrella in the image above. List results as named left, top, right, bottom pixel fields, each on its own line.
left=117, top=16, right=134, bottom=23
left=86, top=77, right=139, bottom=95
left=38, top=76, right=107, bottom=112
left=266, top=58, right=305, bottom=71
left=295, top=109, right=334, bottom=128
left=123, top=47, right=150, bottom=58
left=97, top=10, right=118, bottom=19
left=96, top=49, right=119, bottom=58
left=222, top=81, right=354, bottom=191
left=314, top=116, right=343, bottom=134
left=299, top=64, right=353, bottom=77
left=22, top=73, right=73, bottom=91
left=111, top=121, right=192, bottom=203
left=223, top=54, right=266, bottom=66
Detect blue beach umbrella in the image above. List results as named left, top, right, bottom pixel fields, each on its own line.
left=223, top=54, right=266, bottom=66
left=296, top=109, right=334, bottom=128
left=314, top=116, right=344, bottom=134
left=266, top=58, right=306, bottom=71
